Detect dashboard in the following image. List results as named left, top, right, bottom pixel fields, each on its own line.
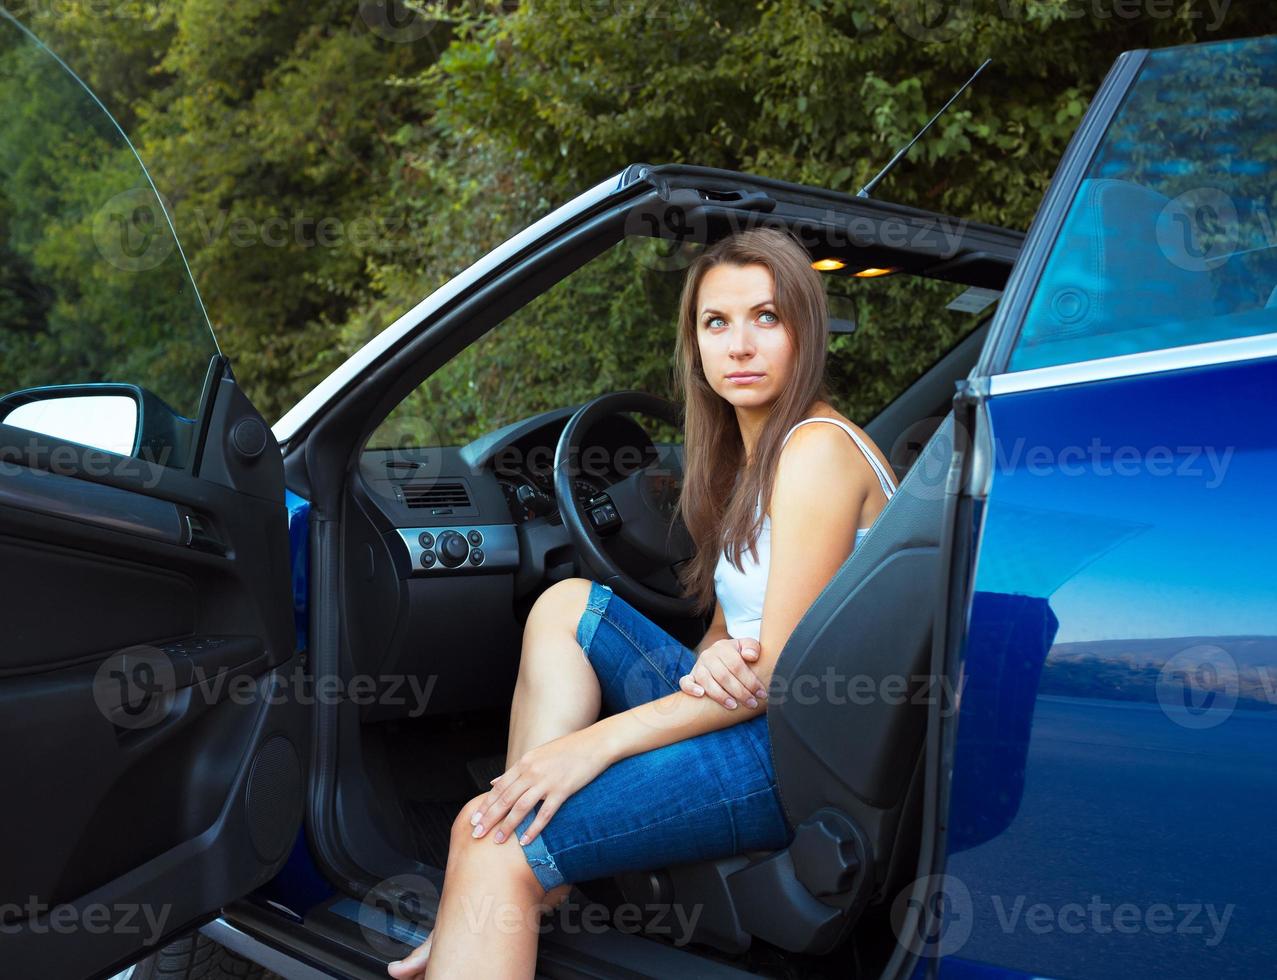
left=344, top=401, right=684, bottom=722
left=354, top=403, right=660, bottom=581
left=492, top=447, right=610, bottom=525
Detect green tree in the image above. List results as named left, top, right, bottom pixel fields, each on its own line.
left=4, top=0, right=1271, bottom=428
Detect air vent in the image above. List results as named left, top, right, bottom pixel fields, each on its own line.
left=402, top=482, right=472, bottom=510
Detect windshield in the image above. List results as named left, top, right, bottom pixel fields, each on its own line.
left=0, top=11, right=218, bottom=421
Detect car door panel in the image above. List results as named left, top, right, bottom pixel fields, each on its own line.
left=0, top=361, right=306, bottom=979
left=938, top=34, right=1277, bottom=979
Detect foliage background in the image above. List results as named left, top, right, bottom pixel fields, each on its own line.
left=2, top=0, right=1272, bottom=436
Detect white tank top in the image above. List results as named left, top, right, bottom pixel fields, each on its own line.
left=713, top=417, right=898, bottom=640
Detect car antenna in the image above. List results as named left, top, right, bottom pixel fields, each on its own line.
left=856, top=58, right=992, bottom=199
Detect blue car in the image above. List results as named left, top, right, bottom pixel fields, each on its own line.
left=0, top=10, right=1272, bottom=979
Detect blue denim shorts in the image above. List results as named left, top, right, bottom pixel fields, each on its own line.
left=514, top=580, right=794, bottom=892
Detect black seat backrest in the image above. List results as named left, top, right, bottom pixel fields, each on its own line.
left=767, top=410, right=957, bottom=889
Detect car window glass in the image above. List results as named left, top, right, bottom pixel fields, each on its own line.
left=0, top=12, right=218, bottom=465
left=1009, top=35, right=1277, bottom=372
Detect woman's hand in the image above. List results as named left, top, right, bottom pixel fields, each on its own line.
left=679, top=637, right=768, bottom=710
left=469, top=726, right=610, bottom=847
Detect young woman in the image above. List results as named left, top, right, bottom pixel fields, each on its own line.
left=387, top=226, right=898, bottom=978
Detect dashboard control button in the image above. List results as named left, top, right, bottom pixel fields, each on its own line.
left=420, top=551, right=436, bottom=568
left=467, top=529, right=483, bottom=546
left=470, top=548, right=484, bottom=565
left=436, top=530, right=469, bottom=567
left=418, top=531, right=434, bottom=549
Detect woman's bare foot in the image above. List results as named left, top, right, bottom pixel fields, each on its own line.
left=386, top=930, right=432, bottom=979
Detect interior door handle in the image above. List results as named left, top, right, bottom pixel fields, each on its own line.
left=183, top=511, right=227, bottom=555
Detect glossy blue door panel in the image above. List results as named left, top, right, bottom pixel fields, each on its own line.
left=944, top=353, right=1277, bottom=977
left=285, top=488, right=311, bottom=654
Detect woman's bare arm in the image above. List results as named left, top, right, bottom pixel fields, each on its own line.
left=591, top=424, right=870, bottom=766
left=694, top=599, right=731, bottom=653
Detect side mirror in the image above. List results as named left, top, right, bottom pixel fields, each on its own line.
left=0, top=382, right=197, bottom=468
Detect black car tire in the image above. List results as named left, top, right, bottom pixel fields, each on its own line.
left=126, top=932, right=269, bottom=980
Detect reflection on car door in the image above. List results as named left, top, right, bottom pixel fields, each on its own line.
left=944, top=35, right=1277, bottom=979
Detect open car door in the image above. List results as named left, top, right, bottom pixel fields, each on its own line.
left=0, top=13, right=305, bottom=978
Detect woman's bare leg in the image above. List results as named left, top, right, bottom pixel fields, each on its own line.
left=387, top=577, right=600, bottom=978
left=387, top=793, right=555, bottom=979
left=506, top=577, right=604, bottom=764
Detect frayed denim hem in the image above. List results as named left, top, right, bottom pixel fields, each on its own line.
left=516, top=808, right=566, bottom=891
left=575, top=580, right=614, bottom=658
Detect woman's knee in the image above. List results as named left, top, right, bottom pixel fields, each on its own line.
left=448, top=794, right=550, bottom=894
left=527, top=577, right=594, bottom=639
left=450, top=794, right=484, bottom=846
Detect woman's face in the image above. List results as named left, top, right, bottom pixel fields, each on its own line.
left=695, top=261, right=795, bottom=412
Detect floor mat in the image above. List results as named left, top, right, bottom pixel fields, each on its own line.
left=404, top=799, right=463, bottom=869
left=465, top=753, right=508, bottom=792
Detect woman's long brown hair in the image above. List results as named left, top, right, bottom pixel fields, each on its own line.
left=673, top=226, right=833, bottom=617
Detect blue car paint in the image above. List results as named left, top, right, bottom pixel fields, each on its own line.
left=944, top=356, right=1277, bottom=978
left=285, top=488, right=310, bottom=655
left=260, top=489, right=337, bottom=915
left=250, top=829, right=336, bottom=920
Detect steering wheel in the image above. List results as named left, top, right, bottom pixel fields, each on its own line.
left=553, top=390, right=699, bottom=618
